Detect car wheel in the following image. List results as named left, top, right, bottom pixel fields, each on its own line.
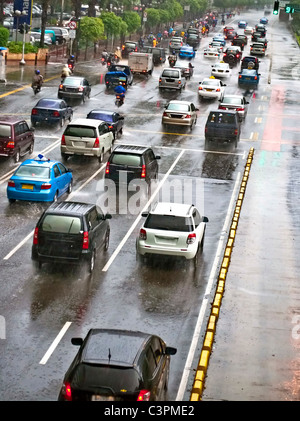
left=14, top=150, right=20, bottom=163
left=98, top=149, right=104, bottom=163
left=119, top=127, right=123, bottom=136
left=28, top=142, right=34, bottom=155
left=69, top=113, right=73, bottom=122
left=60, top=117, right=65, bottom=128
left=68, top=179, right=73, bottom=194
left=8, top=198, right=16, bottom=204
left=61, top=153, right=68, bottom=162
left=104, top=228, right=110, bottom=251
left=53, top=191, right=58, bottom=202
left=88, top=249, right=96, bottom=273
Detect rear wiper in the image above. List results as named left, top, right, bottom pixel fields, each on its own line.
left=68, top=219, right=74, bottom=233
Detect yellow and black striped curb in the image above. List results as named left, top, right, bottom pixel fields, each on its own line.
left=190, top=147, right=255, bottom=401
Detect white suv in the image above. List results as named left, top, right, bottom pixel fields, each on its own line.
left=136, top=202, right=208, bottom=265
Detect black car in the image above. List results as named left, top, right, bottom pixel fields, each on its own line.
left=31, top=98, right=73, bottom=127
left=86, top=109, right=124, bottom=139
left=240, top=55, right=260, bottom=70
left=223, top=47, right=242, bottom=66
left=121, top=41, right=139, bottom=57
left=224, top=29, right=237, bottom=40
left=141, top=46, right=166, bottom=65
left=205, top=110, right=241, bottom=148
left=31, top=201, right=111, bottom=273
left=231, top=35, right=246, bottom=50
left=255, top=24, right=267, bottom=37
left=57, top=328, right=177, bottom=401
left=58, top=76, right=91, bottom=103
left=252, top=31, right=268, bottom=46
left=186, top=34, right=200, bottom=48
left=105, top=144, right=160, bottom=190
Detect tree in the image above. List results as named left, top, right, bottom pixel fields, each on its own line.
left=0, top=26, right=9, bottom=47
left=101, top=11, right=128, bottom=48
left=122, top=11, right=141, bottom=35
left=80, top=16, right=105, bottom=59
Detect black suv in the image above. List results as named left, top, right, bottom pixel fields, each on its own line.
left=205, top=110, right=241, bottom=148
left=105, top=145, right=160, bottom=189
left=240, top=55, right=260, bottom=71
left=57, top=328, right=177, bottom=401
left=31, top=201, right=111, bottom=273
left=86, top=109, right=124, bottom=139
left=121, top=41, right=139, bottom=57
left=141, top=46, right=166, bottom=65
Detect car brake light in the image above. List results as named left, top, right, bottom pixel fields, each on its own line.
left=93, top=137, right=100, bottom=148
left=53, top=111, right=60, bottom=117
left=63, top=382, right=72, bottom=401
left=59, top=84, right=63, bottom=89
left=41, top=183, right=51, bottom=190
left=61, top=135, right=65, bottom=145
left=139, top=228, right=147, bottom=240
left=78, top=86, right=84, bottom=92
left=239, top=75, right=242, bottom=79
left=185, top=114, right=191, bottom=118
left=83, top=231, right=89, bottom=249
left=7, top=141, right=15, bottom=148
left=163, top=111, right=167, bottom=117
left=223, top=53, right=227, bottom=57
left=199, top=86, right=202, bottom=90
left=141, top=164, right=146, bottom=178
left=236, top=108, right=244, bottom=111
left=254, top=76, right=257, bottom=80
left=122, top=45, right=125, bottom=50
left=105, top=162, right=110, bottom=174
left=218, top=106, right=226, bottom=110
left=8, top=180, right=15, bottom=187
left=33, top=227, right=39, bottom=245
left=178, top=80, right=181, bottom=84
left=159, top=78, right=162, bottom=83
left=216, top=88, right=220, bottom=92
left=32, top=108, right=38, bottom=115
left=234, top=129, right=238, bottom=135
left=137, top=390, right=150, bottom=401
left=187, top=233, right=196, bottom=244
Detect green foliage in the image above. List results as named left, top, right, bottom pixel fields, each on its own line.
left=122, top=11, right=141, bottom=34
left=8, top=41, right=38, bottom=54
left=80, top=16, right=105, bottom=43
left=0, top=26, right=10, bottom=47
left=101, top=11, right=127, bottom=36
left=145, top=8, right=161, bottom=27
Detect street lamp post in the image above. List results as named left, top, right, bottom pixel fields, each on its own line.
left=20, top=24, right=27, bottom=66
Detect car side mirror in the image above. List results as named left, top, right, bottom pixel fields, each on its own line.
left=71, top=338, right=83, bottom=346
left=203, top=216, right=209, bottom=222
left=165, top=346, right=177, bottom=355
left=141, top=212, right=149, bottom=217
left=155, top=155, right=161, bottom=160
left=195, top=107, right=199, bottom=111
left=104, top=213, right=112, bottom=220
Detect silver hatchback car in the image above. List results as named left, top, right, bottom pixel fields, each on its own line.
left=159, top=68, right=186, bottom=91
left=136, top=202, right=208, bottom=265
left=162, top=100, right=199, bottom=130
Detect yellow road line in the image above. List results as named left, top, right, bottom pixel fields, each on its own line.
left=0, top=75, right=59, bottom=99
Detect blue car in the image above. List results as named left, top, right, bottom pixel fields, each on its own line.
left=238, top=20, right=248, bottom=28
left=212, top=36, right=226, bottom=46
left=7, top=155, right=73, bottom=203
left=179, top=45, right=195, bottom=59
left=31, top=98, right=73, bottom=127
left=260, top=17, right=268, bottom=24
left=238, top=68, right=260, bottom=89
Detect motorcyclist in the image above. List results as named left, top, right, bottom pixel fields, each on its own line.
left=114, top=82, right=126, bottom=103
left=67, top=54, right=75, bottom=70
left=61, top=64, right=72, bottom=81
left=114, top=46, right=122, bottom=61
left=168, top=50, right=177, bottom=67
left=32, top=69, right=43, bottom=90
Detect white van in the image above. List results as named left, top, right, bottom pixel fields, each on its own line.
left=128, top=52, right=154, bottom=75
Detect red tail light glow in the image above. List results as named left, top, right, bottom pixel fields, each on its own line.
left=41, top=183, right=51, bottom=190
left=63, top=382, right=72, bottom=401
left=8, top=180, right=15, bottom=187
left=82, top=231, right=89, bottom=249
left=234, top=129, right=238, bottom=135
left=59, top=84, right=63, bottom=89
left=185, top=114, right=191, bottom=119
left=78, top=86, right=84, bottom=92
left=236, top=108, right=244, bottom=111
left=93, top=137, right=100, bottom=148
left=139, top=229, right=147, bottom=240
left=141, top=164, right=146, bottom=178
left=32, top=108, right=38, bottom=115
left=105, top=162, right=110, bottom=174
left=33, top=227, right=39, bottom=245
left=61, top=135, right=66, bottom=145
left=53, top=111, right=60, bottom=117
left=187, top=233, right=196, bottom=244
left=7, top=141, right=15, bottom=148
left=137, top=390, right=150, bottom=401
left=216, top=88, right=220, bottom=92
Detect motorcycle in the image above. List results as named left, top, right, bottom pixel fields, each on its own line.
left=32, top=82, right=41, bottom=95
left=67, top=62, right=74, bottom=73
left=115, top=94, right=124, bottom=107
left=168, top=55, right=177, bottom=67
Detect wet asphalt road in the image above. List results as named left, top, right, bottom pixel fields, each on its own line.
left=0, top=10, right=299, bottom=401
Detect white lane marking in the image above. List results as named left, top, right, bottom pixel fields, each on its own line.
left=3, top=164, right=105, bottom=260
left=39, top=321, right=72, bottom=365
left=102, top=149, right=185, bottom=272
left=176, top=171, right=241, bottom=401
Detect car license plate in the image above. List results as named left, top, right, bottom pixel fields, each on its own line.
left=91, top=395, right=115, bottom=401
left=245, top=77, right=250, bottom=80
left=22, top=184, right=33, bottom=190
left=206, top=89, right=213, bottom=92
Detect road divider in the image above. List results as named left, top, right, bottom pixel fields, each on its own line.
left=189, top=147, right=255, bottom=401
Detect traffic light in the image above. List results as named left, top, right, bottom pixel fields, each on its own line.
left=18, top=23, right=30, bottom=34
left=273, top=0, right=279, bottom=14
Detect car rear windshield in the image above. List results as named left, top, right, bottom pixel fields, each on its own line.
left=64, top=77, right=82, bottom=86
left=64, top=125, right=96, bottom=138
left=208, top=113, right=236, bottom=125
left=162, top=70, right=179, bottom=78
left=167, top=103, right=189, bottom=112
left=0, top=124, right=12, bottom=138
left=41, top=215, right=82, bottom=234
left=111, top=154, right=141, bottom=167
left=125, top=42, right=136, bottom=48
left=88, top=113, right=113, bottom=122
left=15, top=165, right=50, bottom=178
left=222, top=97, right=242, bottom=105
left=37, top=99, right=61, bottom=108
left=144, top=214, right=193, bottom=232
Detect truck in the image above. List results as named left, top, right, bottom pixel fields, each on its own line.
left=128, top=52, right=154, bottom=76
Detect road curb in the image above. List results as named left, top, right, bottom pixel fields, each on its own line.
left=189, top=147, right=255, bottom=401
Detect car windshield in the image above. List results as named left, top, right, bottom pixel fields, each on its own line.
left=41, top=215, right=82, bottom=234
left=37, top=99, right=61, bottom=108
left=15, top=165, right=50, bottom=178
left=222, top=97, right=242, bottom=105
left=64, top=125, right=96, bottom=137
left=162, top=70, right=179, bottom=78
left=144, top=214, right=193, bottom=232
left=167, top=103, right=190, bottom=112
left=0, top=124, right=11, bottom=138
left=88, top=113, right=113, bottom=122
left=64, top=77, right=82, bottom=86
left=111, top=154, right=141, bottom=166
left=208, top=113, right=236, bottom=124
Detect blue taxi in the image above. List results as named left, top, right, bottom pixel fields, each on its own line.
left=238, top=68, right=260, bottom=89
left=7, top=155, right=73, bottom=203
left=179, top=45, right=196, bottom=59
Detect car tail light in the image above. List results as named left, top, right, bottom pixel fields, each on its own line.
left=61, top=135, right=66, bottom=145
left=223, top=53, right=227, bottom=57
left=78, top=86, right=84, bottom=92
left=8, top=180, right=15, bottom=187
left=198, top=86, right=203, bottom=90
left=163, top=111, right=168, bottom=117
left=141, top=164, right=146, bottom=178
left=122, top=45, right=125, bottom=50
left=135, top=47, right=138, bottom=51
left=105, top=162, right=110, bottom=174
left=254, top=76, right=257, bottom=80
left=239, top=75, right=242, bottom=79
left=137, top=390, right=150, bottom=401
left=41, top=183, right=51, bottom=190
left=187, top=233, right=196, bottom=244
left=33, top=227, right=39, bottom=245
left=159, top=78, right=162, bottom=83
left=83, top=231, right=89, bottom=249
left=139, top=228, right=147, bottom=240
left=178, top=80, right=181, bottom=84
left=53, top=111, right=60, bottom=117
left=236, top=54, right=240, bottom=58
left=62, top=382, right=72, bottom=401
left=7, top=141, right=15, bottom=148
left=216, top=88, right=220, bottom=92
left=185, top=114, right=191, bottom=119
left=262, top=48, right=265, bottom=52
left=93, top=137, right=100, bottom=148
left=59, top=84, right=63, bottom=89
left=218, top=106, right=226, bottom=110
left=234, top=129, right=238, bottom=135
left=236, top=107, right=244, bottom=111
left=32, top=108, right=38, bottom=115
